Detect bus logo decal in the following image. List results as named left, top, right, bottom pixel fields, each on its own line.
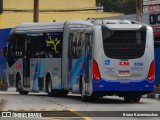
left=46, top=36, right=60, bottom=53
left=105, top=60, right=110, bottom=65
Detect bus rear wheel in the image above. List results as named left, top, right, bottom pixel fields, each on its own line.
left=54, top=90, right=69, bottom=97
left=46, top=75, right=55, bottom=97
left=16, top=75, right=29, bottom=95
left=133, top=97, right=141, bottom=103
left=124, top=97, right=132, bottom=103
left=124, top=96, right=141, bottom=103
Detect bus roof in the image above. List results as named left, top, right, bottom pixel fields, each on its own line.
left=10, top=22, right=65, bottom=34
left=10, top=20, right=94, bottom=34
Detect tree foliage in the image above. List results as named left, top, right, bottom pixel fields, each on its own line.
left=96, top=0, right=136, bottom=14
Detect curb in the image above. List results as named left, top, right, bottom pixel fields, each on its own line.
left=142, top=93, right=160, bottom=99
left=7, top=87, right=16, bottom=92
left=155, top=94, right=160, bottom=99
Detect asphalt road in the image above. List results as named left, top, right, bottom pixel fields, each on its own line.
left=0, top=91, right=160, bottom=120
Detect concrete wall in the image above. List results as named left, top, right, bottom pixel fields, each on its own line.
left=4, top=0, right=95, bottom=10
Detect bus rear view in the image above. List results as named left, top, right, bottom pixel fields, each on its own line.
left=92, top=20, right=154, bottom=102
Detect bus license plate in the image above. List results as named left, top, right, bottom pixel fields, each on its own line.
left=118, top=70, right=130, bottom=76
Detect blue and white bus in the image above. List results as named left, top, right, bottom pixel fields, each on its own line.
left=3, top=19, right=154, bottom=102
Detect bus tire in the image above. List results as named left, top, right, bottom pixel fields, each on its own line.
left=81, top=81, right=89, bottom=102
left=16, top=74, right=29, bottom=95
left=90, top=96, right=100, bottom=102
left=46, top=75, right=55, bottom=97
left=133, top=97, right=141, bottom=103
left=55, top=90, right=69, bottom=97
left=59, top=90, right=69, bottom=97
left=124, top=97, right=132, bottom=103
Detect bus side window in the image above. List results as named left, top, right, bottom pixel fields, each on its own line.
left=69, top=33, right=73, bottom=57
left=45, top=32, right=63, bottom=58
left=15, top=35, right=25, bottom=57
left=71, top=32, right=78, bottom=58
left=8, top=34, right=15, bottom=57
left=70, top=31, right=83, bottom=58
left=7, top=35, right=17, bottom=67
left=86, top=32, right=92, bottom=58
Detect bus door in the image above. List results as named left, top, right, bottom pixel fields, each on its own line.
left=84, top=31, right=92, bottom=94
left=68, top=32, right=74, bottom=90
left=68, top=30, right=83, bottom=92
left=23, top=35, right=30, bottom=88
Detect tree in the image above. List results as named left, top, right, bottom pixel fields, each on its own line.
left=96, top=0, right=136, bottom=14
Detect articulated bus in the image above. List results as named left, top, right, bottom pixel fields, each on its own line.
left=3, top=19, right=154, bottom=102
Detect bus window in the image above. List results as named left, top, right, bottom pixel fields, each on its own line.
left=27, top=32, right=63, bottom=58
left=7, top=34, right=17, bottom=67
left=70, top=32, right=82, bottom=58
left=102, top=25, right=146, bottom=59
left=27, top=34, right=46, bottom=58
left=45, top=32, right=63, bottom=58
left=15, top=34, right=25, bottom=58
left=69, top=33, right=73, bottom=57
left=85, top=33, right=92, bottom=58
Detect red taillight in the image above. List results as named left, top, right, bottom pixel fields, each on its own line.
left=93, top=60, right=101, bottom=81
left=147, top=60, right=155, bottom=81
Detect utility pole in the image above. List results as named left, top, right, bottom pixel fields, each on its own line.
left=136, top=0, right=142, bottom=22
left=0, top=0, right=3, bottom=14
left=33, top=0, right=39, bottom=22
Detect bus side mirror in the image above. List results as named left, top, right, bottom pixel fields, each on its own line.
left=3, top=46, right=8, bottom=57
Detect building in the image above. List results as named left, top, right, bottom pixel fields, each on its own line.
left=0, top=0, right=122, bottom=29
left=4, top=0, right=96, bottom=11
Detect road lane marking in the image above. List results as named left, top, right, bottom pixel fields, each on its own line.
left=66, top=108, right=92, bottom=120
left=41, top=98, right=92, bottom=120
left=1, top=95, right=93, bottom=120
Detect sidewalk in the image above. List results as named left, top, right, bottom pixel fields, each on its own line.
left=143, top=93, right=160, bottom=99
left=142, top=86, right=160, bottom=99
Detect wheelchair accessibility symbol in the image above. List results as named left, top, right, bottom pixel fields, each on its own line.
left=105, top=60, right=110, bottom=65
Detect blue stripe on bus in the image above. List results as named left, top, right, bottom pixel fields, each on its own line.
left=92, top=79, right=154, bottom=92
left=71, top=56, right=85, bottom=92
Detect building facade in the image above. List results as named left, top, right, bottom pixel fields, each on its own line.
left=0, top=0, right=121, bottom=29
left=4, top=0, right=95, bottom=11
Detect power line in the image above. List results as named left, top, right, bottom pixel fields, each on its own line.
left=4, top=7, right=98, bottom=13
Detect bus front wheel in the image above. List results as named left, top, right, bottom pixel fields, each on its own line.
left=16, top=75, right=29, bottom=95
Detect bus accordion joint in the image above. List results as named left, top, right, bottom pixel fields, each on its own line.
left=147, top=60, right=155, bottom=82
left=93, top=60, right=101, bottom=81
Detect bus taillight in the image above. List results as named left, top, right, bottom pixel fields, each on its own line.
left=147, top=60, right=155, bottom=82
left=93, top=60, right=101, bottom=81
